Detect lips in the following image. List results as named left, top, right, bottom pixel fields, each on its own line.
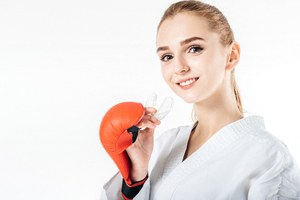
left=176, top=77, right=199, bottom=89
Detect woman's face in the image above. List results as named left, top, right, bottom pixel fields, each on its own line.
left=156, top=13, right=231, bottom=104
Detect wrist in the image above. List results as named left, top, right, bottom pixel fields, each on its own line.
left=130, top=168, right=148, bottom=182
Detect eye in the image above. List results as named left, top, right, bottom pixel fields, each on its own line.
left=160, top=54, right=174, bottom=62
left=188, top=45, right=204, bottom=54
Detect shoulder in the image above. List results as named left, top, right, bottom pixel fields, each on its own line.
left=227, top=114, right=298, bottom=173
left=247, top=132, right=300, bottom=198
left=237, top=115, right=290, bottom=156
left=240, top=115, right=300, bottom=197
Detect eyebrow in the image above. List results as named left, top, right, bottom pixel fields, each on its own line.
left=156, top=36, right=205, bottom=53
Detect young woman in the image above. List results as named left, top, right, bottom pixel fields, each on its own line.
left=101, top=1, right=300, bottom=199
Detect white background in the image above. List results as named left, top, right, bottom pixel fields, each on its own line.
left=1, top=0, right=300, bottom=199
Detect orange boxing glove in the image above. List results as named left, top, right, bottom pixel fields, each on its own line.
left=99, top=102, right=145, bottom=186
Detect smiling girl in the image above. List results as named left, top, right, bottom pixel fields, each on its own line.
left=101, top=1, right=300, bottom=199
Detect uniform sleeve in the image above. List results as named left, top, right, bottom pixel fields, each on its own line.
left=248, top=146, right=300, bottom=200
left=100, top=172, right=150, bottom=200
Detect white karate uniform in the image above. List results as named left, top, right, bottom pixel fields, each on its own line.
left=101, top=115, right=300, bottom=200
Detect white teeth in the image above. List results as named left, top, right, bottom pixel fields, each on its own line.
left=179, top=78, right=196, bottom=86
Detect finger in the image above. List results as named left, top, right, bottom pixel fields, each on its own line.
left=141, top=114, right=161, bottom=125
left=150, top=115, right=161, bottom=125
left=136, top=119, right=157, bottom=130
left=144, top=107, right=157, bottom=115
left=138, top=127, right=155, bottom=137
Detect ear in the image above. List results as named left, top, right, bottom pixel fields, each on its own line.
left=225, top=42, right=240, bottom=71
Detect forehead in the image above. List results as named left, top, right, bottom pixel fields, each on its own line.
left=156, top=12, right=219, bottom=46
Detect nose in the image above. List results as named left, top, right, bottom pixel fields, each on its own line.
left=174, top=56, right=190, bottom=75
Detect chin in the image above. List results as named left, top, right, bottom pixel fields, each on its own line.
left=170, top=85, right=208, bottom=104
left=177, top=93, right=203, bottom=104
left=183, top=97, right=201, bottom=104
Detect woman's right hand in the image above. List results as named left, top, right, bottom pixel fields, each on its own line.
left=126, top=107, right=161, bottom=182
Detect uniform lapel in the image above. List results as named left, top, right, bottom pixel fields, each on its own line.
left=154, top=120, right=247, bottom=199
left=161, top=126, right=192, bottom=178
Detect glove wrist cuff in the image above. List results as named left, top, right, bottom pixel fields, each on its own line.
left=121, top=174, right=148, bottom=200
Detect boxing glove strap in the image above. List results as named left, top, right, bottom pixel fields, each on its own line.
left=121, top=174, right=148, bottom=200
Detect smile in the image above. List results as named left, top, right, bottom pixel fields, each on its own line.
left=177, top=77, right=199, bottom=86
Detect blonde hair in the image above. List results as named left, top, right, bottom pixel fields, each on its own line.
left=157, top=0, right=243, bottom=117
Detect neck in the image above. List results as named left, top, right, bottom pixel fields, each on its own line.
left=193, top=81, right=243, bottom=139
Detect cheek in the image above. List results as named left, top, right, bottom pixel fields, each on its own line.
left=203, top=50, right=227, bottom=73
left=161, top=66, right=172, bottom=82
left=204, top=54, right=227, bottom=87
left=190, top=51, right=226, bottom=89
